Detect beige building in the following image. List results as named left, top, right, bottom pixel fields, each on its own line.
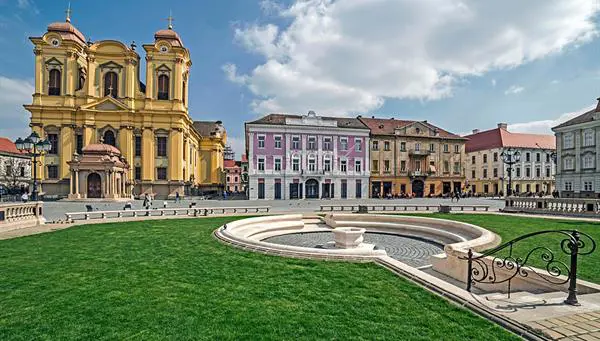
left=358, top=117, right=467, bottom=197
left=465, top=123, right=556, bottom=196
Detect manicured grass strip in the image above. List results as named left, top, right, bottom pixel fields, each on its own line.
left=0, top=218, right=517, bottom=340
left=425, top=214, right=600, bottom=284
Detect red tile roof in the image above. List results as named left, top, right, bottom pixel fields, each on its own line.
left=224, top=160, right=237, bottom=168
left=241, top=154, right=248, bottom=163
left=357, top=117, right=464, bottom=139
left=0, top=137, right=24, bottom=155
left=465, top=127, right=555, bottom=153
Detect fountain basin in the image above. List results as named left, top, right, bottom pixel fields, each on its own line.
left=333, top=227, right=366, bottom=248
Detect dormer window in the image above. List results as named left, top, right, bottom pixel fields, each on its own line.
left=158, top=74, right=169, bottom=100
left=104, top=72, right=118, bottom=98
left=48, top=69, right=61, bottom=96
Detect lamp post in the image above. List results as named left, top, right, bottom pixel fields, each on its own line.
left=15, top=132, right=52, bottom=201
left=501, top=147, right=521, bottom=197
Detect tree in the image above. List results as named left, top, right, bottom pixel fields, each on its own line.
left=1, top=157, right=30, bottom=194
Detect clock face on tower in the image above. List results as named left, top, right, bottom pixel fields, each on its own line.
left=50, top=38, right=60, bottom=47
left=160, top=46, right=168, bottom=53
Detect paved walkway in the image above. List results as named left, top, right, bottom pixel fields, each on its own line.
left=526, top=311, right=600, bottom=340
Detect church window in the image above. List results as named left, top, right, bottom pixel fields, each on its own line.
left=77, top=68, right=86, bottom=91
left=104, top=72, right=118, bottom=98
left=157, top=167, right=167, bottom=180
left=182, top=81, right=186, bottom=105
left=135, top=167, right=141, bottom=180
left=49, top=69, right=61, bottom=96
left=157, top=136, right=168, bottom=157
left=47, top=134, right=58, bottom=154
left=103, top=131, right=116, bottom=147
left=47, top=165, right=58, bottom=179
left=76, top=134, right=83, bottom=154
left=135, top=136, right=142, bottom=156
left=158, top=74, right=169, bottom=100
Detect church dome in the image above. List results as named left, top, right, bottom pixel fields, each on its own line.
left=47, top=21, right=86, bottom=45
left=82, top=143, right=121, bottom=155
left=154, top=28, right=184, bottom=47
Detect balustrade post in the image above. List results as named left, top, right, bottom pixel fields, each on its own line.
left=466, top=249, right=473, bottom=292
left=565, top=231, right=581, bottom=306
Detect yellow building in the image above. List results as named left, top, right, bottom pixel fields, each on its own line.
left=24, top=13, right=225, bottom=199
left=358, top=117, right=467, bottom=197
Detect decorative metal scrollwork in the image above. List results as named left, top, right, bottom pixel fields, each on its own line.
left=462, top=230, right=596, bottom=306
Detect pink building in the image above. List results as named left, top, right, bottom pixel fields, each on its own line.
left=224, top=159, right=242, bottom=193
left=245, top=111, right=370, bottom=200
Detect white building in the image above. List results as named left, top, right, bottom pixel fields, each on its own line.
left=245, top=112, right=370, bottom=200
left=553, top=100, right=600, bottom=198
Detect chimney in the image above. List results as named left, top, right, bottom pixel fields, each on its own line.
left=596, top=97, right=600, bottom=110
left=472, top=129, right=480, bottom=134
left=497, top=123, right=508, bottom=130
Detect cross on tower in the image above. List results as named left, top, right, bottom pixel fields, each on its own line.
left=166, top=10, right=174, bottom=29
left=65, top=2, right=72, bottom=23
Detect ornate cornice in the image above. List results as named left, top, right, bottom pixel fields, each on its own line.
left=120, top=125, right=134, bottom=130
left=172, top=127, right=184, bottom=132
left=175, top=57, right=184, bottom=64
left=33, top=48, right=42, bottom=56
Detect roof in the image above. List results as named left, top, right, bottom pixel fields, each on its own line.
left=0, top=137, right=24, bottom=156
left=358, top=117, right=463, bottom=139
left=47, top=21, right=86, bottom=45
left=155, top=28, right=184, bottom=47
left=553, top=105, right=598, bottom=130
left=224, top=160, right=238, bottom=168
left=465, top=127, right=555, bottom=153
left=82, top=143, right=121, bottom=155
left=241, top=154, right=248, bottom=163
left=247, top=113, right=368, bottom=129
left=193, top=121, right=225, bottom=138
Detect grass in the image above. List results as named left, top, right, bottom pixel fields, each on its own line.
left=424, top=214, right=600, bottom=284
left=0, top=217, right=517, bottom=340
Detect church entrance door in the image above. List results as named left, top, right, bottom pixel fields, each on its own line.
left=87, top=173, right=102, bottom=198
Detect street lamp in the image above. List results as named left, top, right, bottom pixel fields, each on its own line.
left=15, top=132, right=52, bottom=201
left=501, top=148, right=521, bottom=197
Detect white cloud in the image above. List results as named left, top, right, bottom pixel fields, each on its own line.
left=504, top=85, right=524, bottom=95
left=225, top=0, right=598, bottom=115
left=0, top=76, right=33, bottom=139
left=491, top=79, right=497, bottom=87
left=508, top=105, right=594, bottom=134
left=17, top=0, right=39, bottom=15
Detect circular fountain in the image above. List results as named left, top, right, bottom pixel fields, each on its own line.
left=332, top=227, right=367, bottom=248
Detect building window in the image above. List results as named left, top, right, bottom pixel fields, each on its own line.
left=292, top=157, right=300, bottom=171
left=471, top=155, right=476, bottom=164
left=103, top=71, right=118, bottom=98
left=565, top=181, right=573, bottom=191
left=324, top=158, right=331, bottom=172
left=292, top=136, right=300, bottom=149
left=400, top=160, right=406, bottom=172
left=308, top=157, right=316, bottom=172
left=525, top=167, right=531, bottom=177
left=48, top=69, right=61, bottom=96
left=103, top=130, right=116, bottom=147
left=135, top=166, right=141, bottom=180
left=257, top=135, right=265, bottom=149
left=355, top=159, right=361, bottom=172
left=483, top=168, right=487, bottom=178
left=48, top=134, right=58, bottom=154
left=157, top=74, right=169, bottom=100
left=384, top=141, right=390, bottom=151
left=584, top=181, right=594, bottom=192
left=157, top=136, right=167, bottom=157
left=483, top=154, right=487, bottom=163
left=583, top=154, right=595, bottom=169
left=415, top=160, right=422, bottom=171
left=182, top=81, right=186, bottom=105
left=372, top=141, right=379, bottom=151
left=471, top=169, right=476, bottom=178
left=323, top=137, right=332, bottom=151
left=454, top=162, right=460, bottom=174
left=47, top=165, right=58, bottom=179
left=584, top=130, right=595, bottom=147
left=157, top=167, right=167, bottom=180
left=274, top=158, right=281, bottom=171
left=384, top=160, right=390, bottom=173
left=564, top=157, right=574, bottom=170
left=340, top=138, right=348, bottom=151
left=516, top=167, right=521, bottom=177
left=372, top=160, right=379, bottom=172
left=443, top=144, right=449, bottom=153
left=536, top=167, right=541, bottom=178
left=454, top=145, right=460, bottom=153
left=274, top=136, right=282, bottom=149
left=493, top=168, right=498, bottom=178
left=308, top=136, right=317, bottom=150
left=443, top=161, right=449, bottom=173
left=135, top=136, right=142, bottom=156
left=400, top=142, right=406, bottom=152
left=546, top=167, right=551, bottom=178
left=546, top=153, right=551, bottom=163
left=356, top=180, right=362, bottom=199
left=415, top=143, right=421, bottom=151
left=563, top=134, right=574, bottom=149
left=257, top=157, right=265, bottom=171
left=355, top=139, right=362, bottom=152
left=430, top=143, right=435, bottom=152
left=340, top=160, right=347, bottom=172
left=5, top=164, right=12, bottom=176
left=76, top=134, right=83, bottom=154
left=525, top=152, right=531, bottom=162
left=536, top=153, right=541, bottom=162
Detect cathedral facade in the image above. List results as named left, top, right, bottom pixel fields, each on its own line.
left=24, top=14, right=226, bottom=199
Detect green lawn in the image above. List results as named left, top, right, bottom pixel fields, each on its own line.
left=0, top=217, right=517, bottom=340
left=425, top=214, right=600, bottom=284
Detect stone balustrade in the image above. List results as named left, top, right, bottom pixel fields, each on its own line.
left=0, top=202, right=45, bottom=231
left=504, top=197, right=600, bottom=216
left=65, top=206, right=271, bottom=222
left=320, top=204, right=490, bottom=213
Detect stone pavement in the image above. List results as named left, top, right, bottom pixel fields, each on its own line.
left=526, top=311, right=600, bottom=340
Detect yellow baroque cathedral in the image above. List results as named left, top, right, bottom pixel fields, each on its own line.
left=24, top=13, right=226, bottom=200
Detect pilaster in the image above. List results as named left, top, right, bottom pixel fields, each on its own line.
left=60, top=125, right=73, bottom=179
left=142, top=128, right=155, bottom=181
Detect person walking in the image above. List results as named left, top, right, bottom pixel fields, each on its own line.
left=21, top=192, right=29, bottom=203
left=175, top=191, right=180, bottom=203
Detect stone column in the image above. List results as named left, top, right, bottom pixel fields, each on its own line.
left=75, top=171, right=79, bottom=196
left=142, top=128, right=155, bottom=181
left=169, top=128, right=184, bottom=181
left=69, top=171, right=74, bottom=195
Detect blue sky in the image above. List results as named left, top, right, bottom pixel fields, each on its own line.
left=0, top=0, right=599, bottom=156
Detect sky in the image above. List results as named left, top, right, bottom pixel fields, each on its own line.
left=0, top=0, right=599, bottom=157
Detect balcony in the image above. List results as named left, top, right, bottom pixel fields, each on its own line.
left=409, top=170, right=427, bottom=177
left=409, top=149, right=431, bottom=156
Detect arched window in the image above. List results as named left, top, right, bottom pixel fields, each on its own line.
left=77, top=68, right=86, bottom=91
left=49, top=69, right=61, bottom=96
left=104, top=72, right=118, bottom=98
left=182, top=81, right=186, bottom=105
left=103, top=130, right=116, bottom=147
left=157, top=74, right=169, bottom=100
